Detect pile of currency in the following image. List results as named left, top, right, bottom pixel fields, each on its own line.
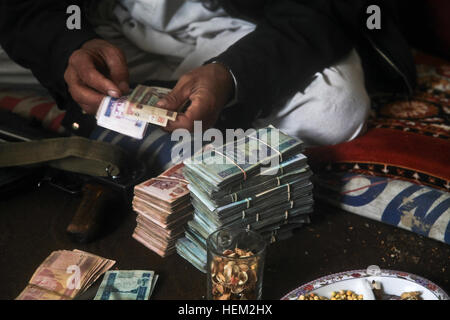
left=96, top=85, right=176, bottom=139
left=176, top=126, right=314, bottom=272
left=132, top=163, right=193, bottom=257
left=16, top=249, right=115, bottom=300
left=94, top=270, right=158, bottom=300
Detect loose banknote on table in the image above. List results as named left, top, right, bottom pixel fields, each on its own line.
left=96, top=85, right=176, bottom=139
left=94, top=270, right=158, bottom=300
left=16, top=249, right=115, bottom=300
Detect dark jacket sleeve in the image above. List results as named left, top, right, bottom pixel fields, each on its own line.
left=210, top=0, right=352, bottom=122
left=0, top=0, right=98, bottom=135
left=212, top=0, right=407, bottom=125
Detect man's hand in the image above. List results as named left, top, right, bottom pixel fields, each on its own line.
left=64, top=39, right=129, bottom=114
left=156, top=63, right=235, bottom=132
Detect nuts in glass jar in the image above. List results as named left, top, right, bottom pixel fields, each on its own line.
left=210, top=247, right=260, bottom=300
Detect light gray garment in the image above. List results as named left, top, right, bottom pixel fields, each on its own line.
left=108, top=0, right=255, bottom=80
left=253, top=49, right=370, bottom=147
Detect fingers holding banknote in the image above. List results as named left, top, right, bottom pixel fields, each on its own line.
left=64, top=39, right=130, bottom=114
left=156, top=63, right=234, bottom=132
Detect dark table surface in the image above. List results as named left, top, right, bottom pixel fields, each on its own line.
left=0, top=183, right=449, bottom=300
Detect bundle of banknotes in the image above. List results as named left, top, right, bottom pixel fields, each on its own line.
left=132, top=163, right=194, bottom=257
left=16, top=249, right=115, bottom=300
left=96, top=85, right=176, bottom=139
left=94, top=270, right=158, bottom=300
left=176, top=126, right=314, bottom=272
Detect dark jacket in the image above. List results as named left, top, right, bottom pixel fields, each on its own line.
left=0, top=0, right=416, bottom=136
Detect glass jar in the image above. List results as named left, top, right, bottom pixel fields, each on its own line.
left=206, top=228, right=267, bottom=300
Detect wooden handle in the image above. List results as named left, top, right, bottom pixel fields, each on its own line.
left=66, top=183, right=115, bottom=243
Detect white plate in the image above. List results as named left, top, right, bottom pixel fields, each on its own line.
left=281, top=268, right=449, bottom=300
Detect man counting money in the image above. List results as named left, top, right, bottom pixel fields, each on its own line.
left=0, top=0, right=415, bottom=171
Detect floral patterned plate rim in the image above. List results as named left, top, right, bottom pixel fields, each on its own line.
left=281, top=268, right=449, bottom=300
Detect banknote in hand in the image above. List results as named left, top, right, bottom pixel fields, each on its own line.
left=125, top=85, right=177, bottom=124
left=96, top=96, right=148, bottom=139
left=95, top=86, right=178, bottom=138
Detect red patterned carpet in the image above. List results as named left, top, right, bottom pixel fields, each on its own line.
left=307, top=51, right=450, bottom=192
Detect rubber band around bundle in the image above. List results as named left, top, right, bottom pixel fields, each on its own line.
left=286, top=183, right=291, bottom=201
left=212, top=149, right=248, bottom=181
left=247, top=135, right=283, bottom=163
left=152, top=177, right=189, bottom=185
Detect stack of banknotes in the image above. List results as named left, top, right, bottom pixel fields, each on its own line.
left=132, top=163, right=194, bottom=257
left=16, top=249, right=115, bottom=300
left=95, top=85, right=176, bottom=139
left=94, top=270, right=158, bottom=300
left=176, top=126, right=314, bottom=272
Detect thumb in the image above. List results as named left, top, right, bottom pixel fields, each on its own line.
left=156, top=82, right=190, bottom=111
